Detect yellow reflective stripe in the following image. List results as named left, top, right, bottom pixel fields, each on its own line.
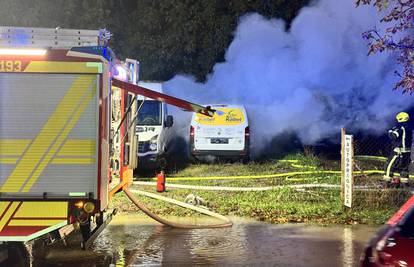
left=0, top=202, right=10, bottom=228
left=0, top=202, right=20, bottom=232
left=1, top=76, right=95, bottom=193
left=24, top=62, right=102, bottom=74
left=51, top=158, right=95, bottom=164
left=21, top=82, right=96, bottom=192
left=8, top=219, right=66, bottom=227
left=57, top=140, right=96, bottom=157
left=0, top=158, right=18, bottom=164
left=0, top=140, right=30, bottom=156
left=0, top=139, right=95, bottom=157
left=0, top=202, right=10, bottom=214
left=402, top=126, right=406, bottom=149
left=14, top=202, right=67, bottom=218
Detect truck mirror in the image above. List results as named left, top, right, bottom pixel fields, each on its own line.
left=165, top=115, right=174, bottom=127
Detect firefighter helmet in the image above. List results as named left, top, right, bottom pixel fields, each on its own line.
left=396, top=112, right=409, bottom=123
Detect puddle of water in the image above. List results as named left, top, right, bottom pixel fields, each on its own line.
left=33, top=214, right=378, bottom=267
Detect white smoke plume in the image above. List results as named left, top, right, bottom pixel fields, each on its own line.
left=163, top=0, right=413, bottom=157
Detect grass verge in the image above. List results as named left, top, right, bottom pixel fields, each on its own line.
left=111, top=154, right=410, bottom=225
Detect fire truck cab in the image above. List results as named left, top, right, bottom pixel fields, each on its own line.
left=0, top=27, right=215, bottom=261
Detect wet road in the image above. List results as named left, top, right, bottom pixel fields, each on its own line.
left=34, top=215, right=377, bottom=266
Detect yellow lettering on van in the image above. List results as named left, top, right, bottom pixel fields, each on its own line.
left=195, top=108, right=245, bottom=126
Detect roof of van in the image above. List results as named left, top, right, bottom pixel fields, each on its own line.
left=206, top=104, right=246, bottom=110
left=138, top=81, right=163, bottom=94
left=137, top=81, right=163, bottom=100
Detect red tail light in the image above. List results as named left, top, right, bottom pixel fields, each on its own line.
left=190, top=126, right=195, bottom=136
left=245, top=126, right=250, bottom=137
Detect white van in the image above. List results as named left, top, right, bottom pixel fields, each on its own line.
left=135, top=82, right=174, bottom=169
left=190, top=104, right=250, bottom=162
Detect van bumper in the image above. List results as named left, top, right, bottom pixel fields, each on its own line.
left=191, top=149, right=248, bottom=156
left=137, top=154, right=159, bottom=169
left=190, top=139, right=250, bottom=160
left=138, top=153, right=167, bottom=170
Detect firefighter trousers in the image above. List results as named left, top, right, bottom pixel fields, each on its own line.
left=384, top=150, right=411, bottom=180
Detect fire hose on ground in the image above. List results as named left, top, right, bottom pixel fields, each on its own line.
left=122, top=187, right=233, bottom=229
left=141, top=169, right=389, bottom=181
left=133, top=181, right=377, bottom=191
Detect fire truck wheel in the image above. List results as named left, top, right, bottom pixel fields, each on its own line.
left=5, top=242, right=30, bottom=267
left=31, top=238, right=48, bottom=262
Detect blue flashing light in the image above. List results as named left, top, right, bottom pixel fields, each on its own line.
left=2, top=28, right=31, bottom=46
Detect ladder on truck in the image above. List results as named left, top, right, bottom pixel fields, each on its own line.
left=0, top=26, right=111, bottom=48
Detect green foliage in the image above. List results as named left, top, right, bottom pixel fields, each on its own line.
left=0, top=0, right=110, bottom=29
left=0, top=0, right=309, bottom=81
left=356, top=0, right=414, bottom=93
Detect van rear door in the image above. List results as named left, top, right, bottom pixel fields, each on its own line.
left=193, top=107, right=247, bottom=151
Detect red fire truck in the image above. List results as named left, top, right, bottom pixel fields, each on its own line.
left=0, top=26, right=214, bottom=257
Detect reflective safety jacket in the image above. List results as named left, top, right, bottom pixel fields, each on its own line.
left=388, top=122, right=412, bottom=153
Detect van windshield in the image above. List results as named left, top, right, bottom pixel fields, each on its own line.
left=137, top=100, right=162, bottom=126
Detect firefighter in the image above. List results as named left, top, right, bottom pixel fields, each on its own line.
left=383, top=112, right=412, bottom=184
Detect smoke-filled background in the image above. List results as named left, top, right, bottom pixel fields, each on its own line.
left=163, top=0, right=412, bottom=158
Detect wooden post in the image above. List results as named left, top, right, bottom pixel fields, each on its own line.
left=343, top=134, right=354, bottom=208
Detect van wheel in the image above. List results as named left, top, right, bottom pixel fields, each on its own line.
left=189, top=154, right=199, bottom=164
left=242, top=155, right=250, bottom=164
